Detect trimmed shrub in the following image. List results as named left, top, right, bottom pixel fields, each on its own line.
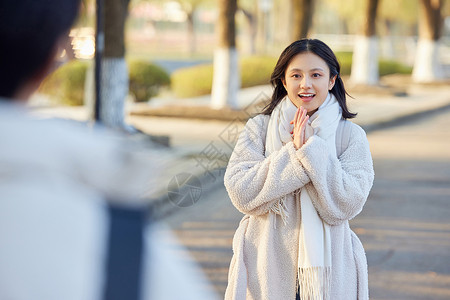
left=335, top=52, right=353, bottom=76
left=39, top=59, right=170, bottom=105
left=39, top=60, right=89, bottom=106
left=335, top=52, right=412, bottom=76
left=128, top=60, right=170, bottom=102
left=379, top=60, right=412, bottom=76
left=171, top=63, right=214, bottom=98
left=171, top=56, right=278, bottom=98
left=239, top=56, right=278, bottom=88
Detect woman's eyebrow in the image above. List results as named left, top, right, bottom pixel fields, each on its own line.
left=288, top=67, right=325, bottom=72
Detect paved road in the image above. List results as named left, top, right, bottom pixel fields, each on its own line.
left=163, top=107, right=450, bottom=299
left=355, top=106, right=450, bottom=300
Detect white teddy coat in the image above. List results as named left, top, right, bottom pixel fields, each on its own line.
left=224, top=114, right=374, bottom=300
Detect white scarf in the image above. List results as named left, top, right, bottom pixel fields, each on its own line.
left=265, top=93, right=341, bottom=299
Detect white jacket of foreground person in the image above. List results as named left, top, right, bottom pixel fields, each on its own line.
left=0, top=102, right=218, bottom=300
left=224, top=114, right=374, bottom=299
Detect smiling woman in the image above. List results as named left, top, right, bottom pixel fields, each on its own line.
left=224, top=39, right=374, bottom=300
left=263, top=39, right=355, bottom=120
left=282, top=53, right=336, bottom=116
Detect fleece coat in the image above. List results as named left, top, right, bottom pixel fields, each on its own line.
left=224, top=114, right=374, bottom=300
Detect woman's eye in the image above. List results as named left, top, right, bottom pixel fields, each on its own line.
left=312, top=73, right=321, bottom=78
left=292, top=74, right=300, bottom=78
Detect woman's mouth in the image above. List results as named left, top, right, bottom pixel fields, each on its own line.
left=298, top=93, right=315, bottom=102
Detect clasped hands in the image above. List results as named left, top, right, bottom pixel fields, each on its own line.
left=290, top=106, right=312, bottom=150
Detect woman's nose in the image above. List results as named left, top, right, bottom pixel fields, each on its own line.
left=300, top=76, right=312, bottom=89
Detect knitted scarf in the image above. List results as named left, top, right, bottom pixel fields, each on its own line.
left=265, top=93, right=341, bottom=299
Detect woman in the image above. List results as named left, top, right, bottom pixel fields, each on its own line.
left=224, top=39, right=374, bottom=300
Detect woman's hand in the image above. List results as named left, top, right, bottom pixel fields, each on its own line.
left=290, top=106, right=309, bottom=150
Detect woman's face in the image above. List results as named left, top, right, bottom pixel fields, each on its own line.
left=282, top=52, right=336, bottom=116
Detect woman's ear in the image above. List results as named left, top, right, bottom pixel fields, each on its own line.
left=281, top=78, right=287, bottom=90
left=329, top=75, right=337, bottom=90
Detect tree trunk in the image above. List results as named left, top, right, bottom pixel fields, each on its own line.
left=291, top=0, right=314, bottom=41
left=350, top=0, right=380, bottom=85
left=381, top=19, right=395, bottom=59
left=211, top=0, right=240, bottom=109
left=418, top=0, right=443, bottom=40
left=341, top=17, right=349, bottom=35
left=412, top=0, right=444, bottom=82
left=363, top=0, right=378, bottom=37
left=101, top=0, right=130, bottom=130
left=273, top=0, right=292, bottom=49
left=186, top=9, right=196, bottom=56
left=241, top=8, right=257, bottom=55
left=256, top=4, right=265, bottom=53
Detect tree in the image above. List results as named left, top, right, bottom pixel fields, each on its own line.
left=412, top=0, right=444, bottom=82
left=378, top=0, right=418, bottom=59
left=211, top=0, right=240, bottom=109
left=175, top=0, right=207, bottom=56
left=291, top=0, right=314, bottom=41
left=350, top=0, right=380, bottom=86
left=136, top=0, right=207, bottom=56
left=322, top=0, right=362, bottom=31
left=239, top=0, right=257, bottom=54
left=98, top=0, right=131, bottom=130
left=271, top=0, right=292, bottom=49
left=240, top=8, right=257, bottom=54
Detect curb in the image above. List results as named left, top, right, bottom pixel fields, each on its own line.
left=361, top=101, right=450, bottom=134
left=130, top=105, right=253, bottom=122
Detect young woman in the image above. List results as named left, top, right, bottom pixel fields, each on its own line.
left=224, top=39, right=374, bottom=300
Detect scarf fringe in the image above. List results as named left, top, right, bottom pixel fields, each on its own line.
left=270, top=196, right=288, bottom=228
left=297, top=266, right=331, bottom=300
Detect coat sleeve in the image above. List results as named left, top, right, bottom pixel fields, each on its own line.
left=224, top=115, right=311, bottom=216
left=297, top=123, right=374, bottom=226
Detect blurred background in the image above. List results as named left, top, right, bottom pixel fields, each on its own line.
left=34, top=0, right=450, bottom=110
left=30, top=1, right=450, bottom=299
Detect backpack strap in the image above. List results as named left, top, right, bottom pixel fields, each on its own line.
left=335, top=119, right=352, bottom=158
left=102, top=203, right=148, bottom=300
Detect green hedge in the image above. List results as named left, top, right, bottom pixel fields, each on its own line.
left=39, top=59, right=170, bottom=105
left=39, top=60, right=89, bottom=106
left=171, top=63, right=214, bottom=98
left=335, top=51, right=412, bottom=76
left=240, top=56, right=278, bottom=88
left=379, top=60, right=412, bottom=76
left=128, top=60, right=170, bottom=102
left=335, top=52, right=353, bottom=76
left=171, top=56, right=278, bottom=98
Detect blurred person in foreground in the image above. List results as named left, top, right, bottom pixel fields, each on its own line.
left=0, top=1, right=217, bottom=299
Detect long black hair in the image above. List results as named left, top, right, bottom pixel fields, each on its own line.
left=262, top=39, right=356, bottom=119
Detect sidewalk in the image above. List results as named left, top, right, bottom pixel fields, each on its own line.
left=30, top=78, right=450, bottom=217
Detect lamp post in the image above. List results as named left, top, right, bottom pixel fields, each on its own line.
left=94, top=0, right=104, bottom=122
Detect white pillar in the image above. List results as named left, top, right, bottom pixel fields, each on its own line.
left=381, top=36, right=395, bottom=59
left=350, top=35, right=379, bottom=85
left=412, top=39, right=444, bottom=83
left=211, top=47, right=240, bottom=109
left=100, top=57, right=128, bottom=129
